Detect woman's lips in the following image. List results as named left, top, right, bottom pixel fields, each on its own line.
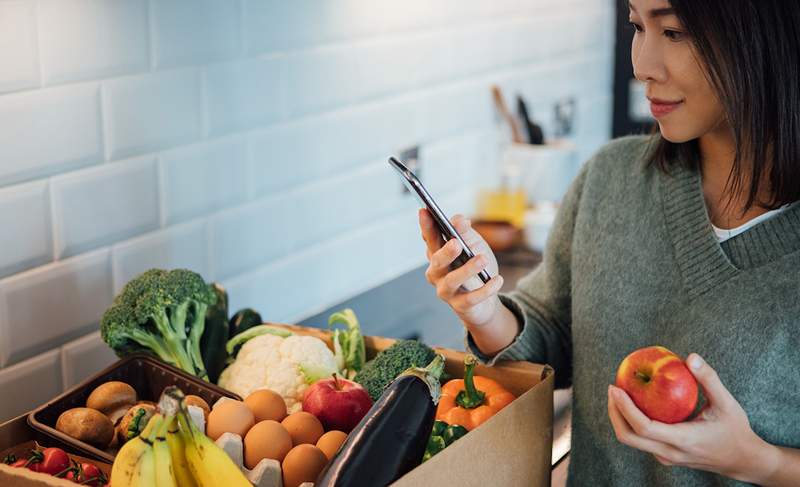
left=649, top=98, right=684, bottom=118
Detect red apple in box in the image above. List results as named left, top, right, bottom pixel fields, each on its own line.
left=615, top=346, right=699, bottom=424
left=303, top=375, right=372, bottom=432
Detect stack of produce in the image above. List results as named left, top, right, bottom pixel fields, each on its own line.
left=96, top=269, right=523, bottom=486
left=210, top=311, right=375, bottom=487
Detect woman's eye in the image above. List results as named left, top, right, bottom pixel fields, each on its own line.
left=663, top=29, right=686, bottom=41
left=627, top=21, right=644, bottom=33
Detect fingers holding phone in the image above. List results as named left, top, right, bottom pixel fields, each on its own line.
left=418, top=209, right=504, bottom=327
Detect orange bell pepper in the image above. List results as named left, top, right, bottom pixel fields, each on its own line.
left=436, top=354, right=516, bottom=431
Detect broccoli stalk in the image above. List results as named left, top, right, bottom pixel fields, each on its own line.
left=101, top=269, right=216, bottom=381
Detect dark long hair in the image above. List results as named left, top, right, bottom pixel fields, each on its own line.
left=648, top=0, right=800, bottom=211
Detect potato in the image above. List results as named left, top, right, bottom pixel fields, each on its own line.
left=86, top=381, right=137, bottom=424
left=56, top=407, right=114, bottom=448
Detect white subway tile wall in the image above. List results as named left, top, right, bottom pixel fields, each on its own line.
left=51, top=157, right=160, bottom=258
left=38, top=0, right=150, bottom=85
left=0, top=0, right=615, bottom=421
left=60, top=331, right=118, bottom=390
left=0, top=83, right=103, bottom=186
left=0, top=180, right=52, bottom=279
left=0, top=1, right=39, bottom=94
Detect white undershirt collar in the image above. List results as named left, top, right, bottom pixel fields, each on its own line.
left=712, top=204, right=794, bottom=242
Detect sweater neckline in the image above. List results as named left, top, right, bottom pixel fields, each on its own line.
left=660, top=163, right=800, bottom=300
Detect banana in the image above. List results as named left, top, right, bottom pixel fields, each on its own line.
left=152, top=414, right=178, bottom=487
left=111, top=412, right=160, bottom=487
left=166, top=417, right=197, bottom=487
left=176, top=400, right=251, bottom=487
left=129, top=439, right=156, bottom=487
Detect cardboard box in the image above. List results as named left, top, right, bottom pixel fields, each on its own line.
left=274, top=324, right=555, bottom=487
left=0, top=414, right=111, bottom=487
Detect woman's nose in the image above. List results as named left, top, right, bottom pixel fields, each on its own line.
left=631, top=36, right=668, bottom=84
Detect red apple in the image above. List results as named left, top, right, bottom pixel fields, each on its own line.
left=303, top=375, right=373, bottom=432
left=615, top=346, right=699, bottom=424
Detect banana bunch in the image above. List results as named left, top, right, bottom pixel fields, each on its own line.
left=111, top=386, right=251, bottom=487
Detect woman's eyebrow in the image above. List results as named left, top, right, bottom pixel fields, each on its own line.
left=628, top=2, right=676, bottom=18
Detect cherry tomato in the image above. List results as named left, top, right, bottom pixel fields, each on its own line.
left=80, top=462, right=105, bottom=485
left=10, top=459, right=27, bottom=468
left=37, top=448, right=70, bottom=476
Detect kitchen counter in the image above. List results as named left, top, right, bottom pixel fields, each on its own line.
left=494, top=246, right=572, bottom=485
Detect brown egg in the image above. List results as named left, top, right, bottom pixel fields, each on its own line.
left=244, top=389, right=287, bottom=423
left=316, top=430, right=347, bottom=461
left=281, top=412, right=324, bottom=446
left=282, top=444, right=328, bottom=487
left=206, top=400, right=255, bottom=441
left=243, top=420, right=293, bottom=469
left=184, top=395, right=211, bottom=419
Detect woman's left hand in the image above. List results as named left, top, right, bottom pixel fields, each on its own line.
left=607, top=353, right=776, bottom=483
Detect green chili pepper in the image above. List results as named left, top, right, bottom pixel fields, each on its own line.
left=423, top=421, right=470, bottom=462
left=431, top=419, right=448, bottom=437
left=422, top=435, right=446, bottom=463
left=443, top=424, right=468, bottom=445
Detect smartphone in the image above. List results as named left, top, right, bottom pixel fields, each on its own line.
left=389, top=156, right=491, bottom=291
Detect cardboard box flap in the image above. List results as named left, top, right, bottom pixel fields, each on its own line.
left=0, top=464, right=78, bottom=487
left=391, top=369, right=554, bottom=487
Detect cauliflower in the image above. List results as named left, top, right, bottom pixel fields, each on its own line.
left=218, top=333, right=337, bottom=413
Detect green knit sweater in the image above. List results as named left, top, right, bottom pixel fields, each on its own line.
left=468, top=135, right=800, bottom=486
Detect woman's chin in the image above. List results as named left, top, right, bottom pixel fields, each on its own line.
left=657, top=123, right=696, bottom=144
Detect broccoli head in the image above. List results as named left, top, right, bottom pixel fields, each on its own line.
left=100, top=268, right=216, bottom=380
left=354, top=339, right=436, bottom=401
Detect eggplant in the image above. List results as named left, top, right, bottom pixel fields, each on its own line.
left=201, top=283, right=229, bottom=383
left=228, top=308, right=263, bottom=339
left=315, top=354, right=445, bottom=487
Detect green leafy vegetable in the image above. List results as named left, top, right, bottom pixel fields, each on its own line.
left=100, top=269, right=216, bottom=380
left=354, top=339, right=436, bottom=401
left=328, top=308, right=365, bottom=380
left=225, top=324, right=292, bottom=356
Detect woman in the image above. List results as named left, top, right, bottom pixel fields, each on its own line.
left=419, top=0, right=800, bottom=485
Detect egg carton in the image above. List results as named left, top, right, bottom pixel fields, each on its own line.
left=216, top=432, right=284, bottom=487
left=212, top=398, right=315, bottom=487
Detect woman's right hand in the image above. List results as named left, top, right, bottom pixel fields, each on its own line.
left=419, top=209, right=505, bottom=329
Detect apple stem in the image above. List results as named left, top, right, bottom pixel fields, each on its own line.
left=634, top=371, right=650, bottom=383
left=332, top=373, right=341, bottom=390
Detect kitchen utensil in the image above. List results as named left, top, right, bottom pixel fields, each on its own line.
left=491, top=85, right=524, bottom=144
left=516, top=95, right=545, bottom=145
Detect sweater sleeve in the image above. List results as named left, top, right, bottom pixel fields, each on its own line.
left=465, top=160, right=590, bottom=389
